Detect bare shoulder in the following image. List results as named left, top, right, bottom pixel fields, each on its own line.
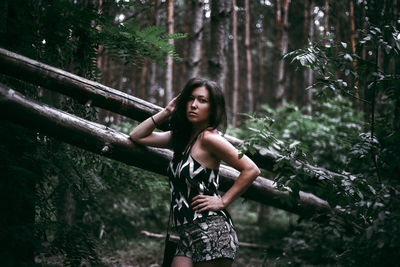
left=200, top=129, right=232, bottom=151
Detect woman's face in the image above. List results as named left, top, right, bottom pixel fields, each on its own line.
left=186, top=86, right=211, bottom=126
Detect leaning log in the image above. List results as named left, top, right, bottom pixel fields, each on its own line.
left=0, top=47, right=167, bottom=128
left=0, top=47, right=345, bottom=181
left=0, top=83, right=331, bottom=216
left=0, top=48, right=275, bottom=167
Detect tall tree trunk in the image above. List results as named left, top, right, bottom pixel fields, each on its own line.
left=257, top=18, right=270, bottom=224
left=60, top=184, right=77, bottom=226
left=389, top=0, right=397, bottom=74
left=361, top=0, right=369, bottom=118
left=390, top=0, right=399, bottom=130
left=245, top=0, right=253, bottom=113
left=303, top=0, right=309, bottom=39
left=0, top=1, right=8, bottom=42
left=186, top=0, right=204, bottom=81
left=1, top=122, right=37, bottom=266
left=304, top=0, right=314, bottom=113
left=139, top=60, right=148, bottom=100
left=129, top=65, right=138, bottom=97
left=165, top=0, right=174, bottom=104
left=324, top=0, right=329, bottom=45
left=104, top=52, right=112, bottom=87
left=349, top=0, right=360, bottom=108
left=180, top=0, right=189, bottom=87
left=393, top=0, right=400, bottom=133
left=275, top=0, right=291, bottom=107
left=96, top=0, right=104, bottom=80
left=334, top=1, right=341, bottom=80
left=209, top=0, right=232, bottom=91
left=98, top=52, right=112, bottom=122
left=150, top=0, right=160, bottom=103
left=114, top=66, right=126, bottom=125
left=257, top=33, right=264, bottom=112
left=232, top=0, right=239, bottom=126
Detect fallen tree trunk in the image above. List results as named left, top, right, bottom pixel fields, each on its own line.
left=0, top=83, right=331, bottom=216
left=0, top=48, right=275, bottom=166
left=0, top=48, right=161, bottom=127
left=0, top=47, right=345, bottom=181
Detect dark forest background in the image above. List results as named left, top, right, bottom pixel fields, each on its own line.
left=0, top=0, right=399, bottom=266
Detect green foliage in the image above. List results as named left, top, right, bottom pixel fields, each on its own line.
left=1, top=0, right=185, bottom=265
left=263, top=97, right=362, bottom=171
left=0, top=123, right=41, bottom=266
left=285, top=22, right=400, bottom=104
left=241, top=98, right=365, bottom=208
left=243, top=19, right=400, bottom=267
left=243, top=103, right=400, bottom=265
left=284, top=37, right=358, bottom=100
left=33, top=122, right=170, bottom=264
left=101, top=21, right=186, bottom=66
left=100, top=1, right=187, bottom=67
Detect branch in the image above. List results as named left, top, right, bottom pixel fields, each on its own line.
left=0, top=83, right=331, bottom=216
left=0, top=47, right=349, bottom=183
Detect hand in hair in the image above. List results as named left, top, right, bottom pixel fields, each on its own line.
left=165, top=94, right=180, bottom=115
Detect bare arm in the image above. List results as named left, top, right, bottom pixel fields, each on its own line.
left=129, top=96, right=178, bottom=148
left=191, top=132, right=260, bottom=212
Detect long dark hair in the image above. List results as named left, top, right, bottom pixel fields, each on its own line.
left=169, top=77, right=227, bottom=162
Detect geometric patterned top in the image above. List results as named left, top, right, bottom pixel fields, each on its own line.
left=167, top=132, right=231, bottom=227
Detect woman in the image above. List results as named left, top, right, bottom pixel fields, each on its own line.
left=129, top=78, right=260, bottom=267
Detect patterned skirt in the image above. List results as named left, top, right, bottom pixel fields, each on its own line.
left=174, top=215, right=239, bottom=263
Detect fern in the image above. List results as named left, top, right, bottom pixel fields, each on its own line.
left=101, top=20, right=187, bottom=66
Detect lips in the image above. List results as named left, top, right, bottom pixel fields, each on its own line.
left=188, top=111, right=197, bottom=116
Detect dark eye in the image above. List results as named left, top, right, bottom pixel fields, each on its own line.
left=188, top=96, right=195, bottom=101
left=199, top=98, right=207, bottom=103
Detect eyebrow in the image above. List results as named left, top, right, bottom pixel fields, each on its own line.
left=191, top=94, right=208, bottom=99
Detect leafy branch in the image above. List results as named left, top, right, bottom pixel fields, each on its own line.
left=100, top=20, right=187, bottom=66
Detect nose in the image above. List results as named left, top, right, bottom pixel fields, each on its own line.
left=191, top=99, right=198, bottom=108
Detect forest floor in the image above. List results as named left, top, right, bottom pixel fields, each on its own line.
left=36, top=203, right=295, bottom=266
left=98, top=237, right=285, bottom=267
left=36, top=232, right=289, bottom=267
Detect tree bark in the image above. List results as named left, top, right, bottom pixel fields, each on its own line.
left=0, top=83, right=332, bottom=216
left=0, top=121, right=36, bottom=266
left=389, top=0, right=397, bottom=74
left=245, top=0, right=254, bottom=113
left=0, top=47, right=161, bottom=124
left=304, top=0, right=314, bottom=114
left=0, top=0, right=8, bottom=43
left=349, top=0, right=360, bottom=108
left=0, top=47, right=350, bottom=184
left=390, top=0, right=399, bottom=132
left=165, top=0, right=174, bottom=105
left=139, top=59, right=148, bottom=100
left=257, top=33, right=264, bottom=112
left=186, top=0, right=204, bottom=81
left=324, top=0, right=329, bottom=45
left=208, top=0, right=232, bottom=91
left=232, top=0, right=240, bottom=126
left=150, top=0, right=161, bottom=103
left=180, top=0, right=190, bottom=88
left=275, top=0, right=291, bottom=107
left=303, top=0, right=309, bottom=39
left=361, top=0, right=369, bottom=118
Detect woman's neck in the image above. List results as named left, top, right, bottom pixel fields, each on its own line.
left=191, top=122, right=209, bottom=137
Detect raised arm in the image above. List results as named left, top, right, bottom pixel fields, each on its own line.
left=129, top=96, right=178, bottom=148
